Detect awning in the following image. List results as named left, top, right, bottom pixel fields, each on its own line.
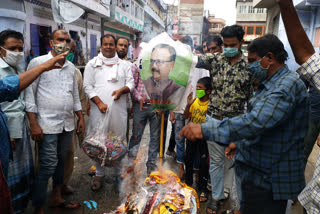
left=68, top=0, right=110, bottom=18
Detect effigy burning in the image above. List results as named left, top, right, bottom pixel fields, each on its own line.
left=114, top=170, right=199, bottom=214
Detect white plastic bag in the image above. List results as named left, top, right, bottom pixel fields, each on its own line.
left=83, top=101, right=127, bottom=167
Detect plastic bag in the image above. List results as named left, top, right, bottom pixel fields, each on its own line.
left=138, top=33, right=197, bottom=111
left=83, top=100, right=127, bottom=167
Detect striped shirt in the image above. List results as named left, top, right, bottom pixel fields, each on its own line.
left=297, top=53, right=320, bottom=91
left=299, top=153, right=320, bottom=213
left=131, top=63, right=147, bottom=102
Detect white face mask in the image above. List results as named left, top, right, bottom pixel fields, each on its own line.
left=1, top=47, right=24, bottom=67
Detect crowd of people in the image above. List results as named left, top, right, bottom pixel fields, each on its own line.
left=1, top=0, right=320, bottom=214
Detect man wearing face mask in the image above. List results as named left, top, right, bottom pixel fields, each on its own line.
left=62, top=39, right=87, bottom=195
left=181, top=34, right=309, bottom=213
left=0, top=30, right=39, bottom=214
left=0, top=35, right=69, bottom=214
left=195, top=25, right=252, bottom=213
left=25, top=29, right=85, bottom=213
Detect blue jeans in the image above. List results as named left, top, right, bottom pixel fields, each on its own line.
left=207, top=140, right=234, bottom=200
left=174, top=113, right=185, bottom=164
left=32, top=131, right=73, bottom=207
left=128, top=103, right=160, bottom=170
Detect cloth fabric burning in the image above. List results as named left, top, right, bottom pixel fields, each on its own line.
left=113, top=170, right=199, bottom=214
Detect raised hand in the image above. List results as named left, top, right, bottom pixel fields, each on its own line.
left=187, top=92, right=195, bottom=106
left=41, top=51, right=69, bottom=71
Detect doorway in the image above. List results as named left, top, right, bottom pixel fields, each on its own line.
left=30, top=24, right=52, bottom=56
left=90, top=34, right=97, bottom=59
left=69, top=30, right=78, bottom=41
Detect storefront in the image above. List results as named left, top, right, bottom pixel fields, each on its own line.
left=102, top=0, right=145, bottom=59
left=24, top=0, right=109, bottom=62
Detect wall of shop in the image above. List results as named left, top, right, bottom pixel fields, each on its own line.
left=24, top=0, right=101, bottom=61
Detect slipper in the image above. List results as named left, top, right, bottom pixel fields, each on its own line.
left=206, top=199, right=220, bottom=214
left=224, top=190, right=229, bottom=199
left=207, top=183, right=212, bottom=192
left=51, top=201, right=80, bottom=209
left=199, top=191, right=208, bottom=203
left=166, top=150, right=177, bottom=159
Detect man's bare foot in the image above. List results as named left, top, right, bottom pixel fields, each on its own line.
left=178, top=163, right=184, bottom=179
left=34, top=207, right=44, bottom=214
left=194, top=170, right=199, bottom=184
left=49, top=197, right=80, bottom=209
left=49, top=196, right=65, bottom=207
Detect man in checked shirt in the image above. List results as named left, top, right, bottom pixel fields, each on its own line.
left=276, top=0, right=320, bottom=213
left=113, top=36, right=160, bottom=174
left=181, top=34, right=309, bottom=214
left=127, top=60, right=161, bottom=175
left=194, top=25, right=253, bottom=213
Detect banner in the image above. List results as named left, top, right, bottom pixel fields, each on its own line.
left=138, top=33, right=195, bottom=111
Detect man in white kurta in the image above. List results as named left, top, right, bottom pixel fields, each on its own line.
left=83, top=34, right=134, bottom=190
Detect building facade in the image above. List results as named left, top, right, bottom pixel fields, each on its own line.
left=202, top=12, right=226, bottom=43
left=143, top=0, right=166, bottom=42
left=102, top=0, right=145, bottom=52
left=236, top=0, right=267, bottom=44
left=208, top=14, right=226, bottom=36
left=0, top=0, right=26, bottom=34
left=166, top=3, right=179, bottom=39
left=178, top=0, right=204, bottom=46
left=253, top=0, right=320, bottom=70
left=22, top=0, right=109, bottom=63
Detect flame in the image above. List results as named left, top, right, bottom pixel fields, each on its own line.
left=145, top=169, right=199, bottom=208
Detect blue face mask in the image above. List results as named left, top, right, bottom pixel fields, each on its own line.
left=223, top=47, right=239, bottom=58
left=248, top=59, right=269, bottom=82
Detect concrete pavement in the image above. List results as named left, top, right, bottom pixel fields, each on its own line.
left=24, top=120, right=320, bottom=214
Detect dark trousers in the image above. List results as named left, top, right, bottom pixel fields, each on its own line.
left=185, top=139, right=208, bottom=191
left=168, top=123, right=176, bottom=153
left=240, top=182, right=287, bottom=214
left=304, top=120, right=320, bottom=164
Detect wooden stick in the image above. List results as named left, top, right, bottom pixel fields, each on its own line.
left=159, top=111, right=165, bottom=167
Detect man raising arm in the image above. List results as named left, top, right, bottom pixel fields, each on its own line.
left=277, top=0, right=320, bottom=90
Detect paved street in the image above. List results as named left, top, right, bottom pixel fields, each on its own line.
left=25, top=120, right=320, bottom=214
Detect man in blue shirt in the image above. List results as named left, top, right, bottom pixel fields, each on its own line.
left=181, top=34, right=309, bottom=213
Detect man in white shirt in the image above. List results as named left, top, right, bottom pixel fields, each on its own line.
left=83, top=34, right=134, bottom=191
left=25, top=29, right=84, bottom=214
